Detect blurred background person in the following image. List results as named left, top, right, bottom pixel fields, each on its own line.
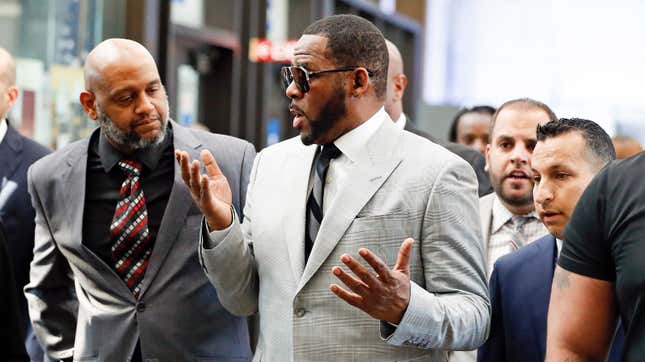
left=0, top=219, right=30, bottom=361
left=384, top=39, right=492, bottom=196
left=478, top=118, right=622, bottom=362
left=449, top=105, right=496, bottom=154
left=612, top=135, right=642, bottom=159
left=0, top=47, right=50, bottom=361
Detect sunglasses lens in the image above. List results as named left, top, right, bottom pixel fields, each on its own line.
left=290, top=67, right=308, bottom=92
left=280, top=67, right=293, bottom=91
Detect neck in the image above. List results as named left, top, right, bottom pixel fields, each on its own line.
left=104, top=133, right=136, bottom=155
left=501, top=199, right=534, bottom=216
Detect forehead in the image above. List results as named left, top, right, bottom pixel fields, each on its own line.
left=292, top=34, right=333, bottom=67
left=99, top=59, right=160, bottom=93
left=532, top=132, right=587, bottom=170
left=492, top=106, right=549, bottom=139
left=459, top=112, right=491, bottom=130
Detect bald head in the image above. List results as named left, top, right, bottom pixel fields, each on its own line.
left=0, top=47, right=16, bottom=87
left=84, top=38, right=159, bottom=92
left=384, top=39, right=408, bottom=122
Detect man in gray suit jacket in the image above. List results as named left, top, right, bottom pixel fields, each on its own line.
left=25, top=39, right=254, bottom=361
left=179, top=15, right=489, bottom=361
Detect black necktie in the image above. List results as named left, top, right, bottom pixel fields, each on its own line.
left=305, top=143, right=342, bottom=262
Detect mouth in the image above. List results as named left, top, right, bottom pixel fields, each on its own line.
left=132, top=118, right=159, bottom=128
left=289, top=106, right=306, bottom=129
left=505, top=169, right=530, bottom=181
left=540, top=210, right=561, bottom=222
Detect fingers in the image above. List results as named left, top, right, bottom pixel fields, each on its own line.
left=329, top=284, right=363, bottom=309
left=357, top=248, right=391, bottom=283
left=394, top=238, right=414, bottom=272
left=332, top=266, right=369, bottom=294
left=341, top=254, right=379, bottom=287
left=200, top=149, right=223, bottom=178
left=190, top=159, right=202, bottom=194
left=176, top=150, right=192, bottom=186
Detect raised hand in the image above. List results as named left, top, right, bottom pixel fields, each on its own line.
left=176, top=149, right=233, bottom=230
left=330, top=238, right=414, bottom=324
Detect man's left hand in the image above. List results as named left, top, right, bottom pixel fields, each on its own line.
left=330, top=238, right=414, bottom=324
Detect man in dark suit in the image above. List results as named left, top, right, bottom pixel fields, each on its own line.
left=478, top=118, right=622, bottom=362
left=0, top=219, right=30, bottom=361
left=383, top=40, right=492, bottom=196
left=0, top=47, right=50, bottom=361
left=25, top=39, right=254, bottom=361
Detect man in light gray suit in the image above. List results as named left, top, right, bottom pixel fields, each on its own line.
left=25, top=39, right=254, bottom=361
left=179, top=15, right=489, bottom=361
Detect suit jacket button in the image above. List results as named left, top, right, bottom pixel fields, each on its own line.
left=294, top=308, right=306, bottom=318
left=137, top=302, right=146, bottom=312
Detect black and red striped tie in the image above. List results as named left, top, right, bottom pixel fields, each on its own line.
left=110, top=159, right=152, bottom=299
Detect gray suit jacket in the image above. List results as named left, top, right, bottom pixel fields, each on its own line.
left=201, top=119, right=490, bottom=361
left=25, top=122, right=255, bottom=361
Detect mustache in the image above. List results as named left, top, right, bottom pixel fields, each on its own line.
left=289, top=103, right=306, bottom=117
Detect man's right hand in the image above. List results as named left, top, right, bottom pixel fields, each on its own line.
left=176, top=149, right=233, bottom=230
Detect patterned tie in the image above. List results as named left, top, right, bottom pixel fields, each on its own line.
left=110, top=159, right=152, bottom=299
left=305, top=143, right=342, bottom=261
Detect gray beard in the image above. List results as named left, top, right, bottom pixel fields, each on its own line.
left=96, top=102, right=169, bottom=150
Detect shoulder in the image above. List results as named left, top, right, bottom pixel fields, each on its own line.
left=30, top=138, right=87, bottom=177
left=181, top=125, right=254, bottom=151
left=495, top=235, right=555, bottom=273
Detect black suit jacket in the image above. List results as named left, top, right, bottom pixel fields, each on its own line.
left=404, top=120, right=492, bottom=196
left=0, top=121, right=50, bottom=350
left=0, top=220, right=29, bottom=361
left=478, top=234, right=623, bottom=362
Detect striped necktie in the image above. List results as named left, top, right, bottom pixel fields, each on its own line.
left=305, top=143, right=342, bottom=262
left=110, top=159, right=152, bottom=299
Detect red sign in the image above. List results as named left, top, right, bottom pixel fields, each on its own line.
left=249, top=38, right=297, bottom=63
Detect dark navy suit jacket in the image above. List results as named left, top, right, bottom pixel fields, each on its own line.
left=0, top=121, right=50, bottom=359
left=478, top=234, right=623, bottom=362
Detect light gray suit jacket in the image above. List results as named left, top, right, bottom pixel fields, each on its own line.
left=201, top=119, right=490, bottom=361
left=449, top=193, right=496, bottom=362
left=25, top=122, right=255, bottom=361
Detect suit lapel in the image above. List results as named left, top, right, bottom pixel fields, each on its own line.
left=62, top=133, right=135, bottom=299
left=0, top=122, right=24, bottom=180
left=138, top=123, right=199, bottom=298
left=282, top=143, right=317, bottom=283
left=297, top=120, right=403, bottom=292
left=529, top=235, right=557, bottom=353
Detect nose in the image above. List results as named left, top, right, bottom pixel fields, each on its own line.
left=285, top=80, right=303, bottom=100
left=534, top=178, right=553, bottom=206
left=135, top=93, right=155, bottom=115
left=473, top=139, right=487, bottom=154
left=510, top=144, right=530, bottom=165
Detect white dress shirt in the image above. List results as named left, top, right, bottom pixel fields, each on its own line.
left=0, top=118, right=7, bottom=144
left=321, top=107, right=386, bottom=213
left=393, top=113, right=406, bottom=130
left=487, top=195, right=548, bottom=276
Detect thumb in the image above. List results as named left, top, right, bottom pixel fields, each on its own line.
left=394, top=238, right=414, bottom=274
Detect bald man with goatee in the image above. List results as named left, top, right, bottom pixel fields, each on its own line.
left=25, top=39, right=255, bottom=361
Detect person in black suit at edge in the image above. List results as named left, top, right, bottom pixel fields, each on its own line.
left=0, top=47, right=50, bottom=361
left=0, top=219, right=30, bottom=361
left=382, top=39, right=492, bottom=196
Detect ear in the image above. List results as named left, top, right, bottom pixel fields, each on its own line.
left=394, top=74, right=408, bottom=100
left=351, top=68, right=371, bottom=97
left=484, top=143, right=492, bottom=172
left=5, top=86, right=19, bottom=109
left=79, top=91, right=99, bottom=120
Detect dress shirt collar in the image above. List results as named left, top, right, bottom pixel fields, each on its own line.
left=98, top=122, right=173, bottom=173
left=491, top=193, right=539, bottom=234
left=333, top=107, right=387, bottom=163
left=394, top=113, right=406, bottom=130
left=0, top=118, right=7, bottom=144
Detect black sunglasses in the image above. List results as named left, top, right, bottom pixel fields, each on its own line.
left=280, top=65, right=373, bottom=93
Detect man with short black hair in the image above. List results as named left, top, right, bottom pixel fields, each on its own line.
left=180, top=14, right=490, bottom=361
left=479, top=118, right=622, bottom=362
left=449, top=105, right=496, bottom=154
left=546, top=126, right=645, bottom=358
